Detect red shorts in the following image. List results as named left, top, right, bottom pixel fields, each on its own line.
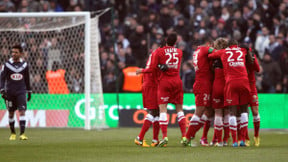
left=193, top=81, right=212, bottom=107
left=249, top=84, right=259, bottom=106
left=195, top=93, right=211, bottom=107
left=224, top=79, right=251, bottom=106
left=142, top=85, right=158, bottom=109
left=193, top=81, right=212, bottom=94
left=212, top=78, right=225, bottom=109
left=158, top=77, right=183, bottom=105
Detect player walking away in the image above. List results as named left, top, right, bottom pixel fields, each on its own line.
left=246, top=48, right=261, bottom=147
left=209, top=39, right=252, bottom=147
left=0, top=45, right=32, bottom=140
left=134, top=39, right=166, bottom=147
left=184, top=42, right=215, bottom=147
left=209, top=38, right=229, bottom=147
left=138, top=33, right=186, bottom=147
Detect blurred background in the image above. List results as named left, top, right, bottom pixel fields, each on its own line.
left=0, top=0, right=288, bottom=94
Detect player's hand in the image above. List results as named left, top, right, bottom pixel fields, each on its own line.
left=0, top=89, right=7, bottom=100
left=27, top=91, right=32, bottom=102
left=136, top=68, right=143, bottom=75
left=158, top=64, right=168, bottom=72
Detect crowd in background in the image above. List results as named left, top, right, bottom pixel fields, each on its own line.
left=0, top=0, right=288, bottom=93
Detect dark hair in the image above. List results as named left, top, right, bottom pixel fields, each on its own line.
left=166, top=33, right=177, bottom=46
left=52, top=61, right=61, bottom=71
left=160, top=37, right=166, bottom=47
left=228, top=39, right=238, bottom=46
left=12, top=44, right=23, bottom=53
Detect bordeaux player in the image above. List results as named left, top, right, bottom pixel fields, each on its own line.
left=138, top=33, right=186, bottom=147
left=134, top=40, right=166, bottom=147
left=184, top=42, right=215, bottom=146
left=208, top=40, right=252, bottom=147
left=0, top=45, right=32, bottom=140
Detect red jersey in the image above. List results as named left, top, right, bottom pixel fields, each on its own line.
left=193, top=46, right=214, bottom=82
left=142, top=49, right=160, bottom=87
left=209, top=45, right=249, bottom=82
left=142, top=46, right=183, bottom=78
left=247, top=58, right=260, bottom=84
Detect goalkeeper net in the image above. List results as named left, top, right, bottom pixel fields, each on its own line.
left=0, top=11, right=108, bottom=130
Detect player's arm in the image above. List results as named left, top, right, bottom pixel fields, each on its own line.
left=245, top=49, right=254, bottom=65
left=254, top=57, right=260, bottom=72
left=208, top=47, right=215, bottom=54
left=24, top=65, right=32, bottom=101
left=208, top=50, right=222, bottom=59
left=0, top=65, right=7, bottom=91
left=141, top=50, right=159, bottom=73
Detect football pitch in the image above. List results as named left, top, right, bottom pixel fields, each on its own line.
left=0, top=128, right=287, bottom=162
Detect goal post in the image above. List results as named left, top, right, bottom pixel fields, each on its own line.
left=0, top=11, right=108, bottom=130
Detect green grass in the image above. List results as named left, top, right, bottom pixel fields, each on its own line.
left=0, top=128, right=287, bottom=162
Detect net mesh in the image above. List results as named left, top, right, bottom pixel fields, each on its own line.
left=0, top=13, right=106, bottom=129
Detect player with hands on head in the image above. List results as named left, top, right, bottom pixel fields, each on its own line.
left=0, top=44, right=32, bottom=140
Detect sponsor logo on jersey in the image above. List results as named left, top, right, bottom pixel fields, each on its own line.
left=161, top=97, right=169, bottom=102
left=229, top=62, right=244, bottom=67
left=226, top=99, right=232, bottom=104
left=127, top=72, right=137, bottom=76
left=213, top=98, right=221, bottom=103
left=10, top=73, right=23, bottom=80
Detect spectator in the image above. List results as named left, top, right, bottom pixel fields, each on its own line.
left=272, top=16, right=287, bottom=36
left=128, top=25, right=148, bottom=68
left=159, top=5, right=174, bottom=35
left=261, top=52, right=282, bottom=93
left=280, top=51, right=288, bottom=92
left=46, top=61, right=69, bottom=94
left=1, top=0, right=288, bottom=93
left=103, top=71, right=117, bottom=93
left=255, top=26, right=270, bottom=60
left=266, top=34, right=283, bottom=61
left=181, top=62, right=195, bottom=93
left=67, top=67, right=84, bottom=93
left=32, top=73, right=47, bottom=93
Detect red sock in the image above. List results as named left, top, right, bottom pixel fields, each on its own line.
left=186, top=121, right=202, bottom=139
left=212, top=130, right=217, bottom=142
left=230, top=126, right=237, bottom=143
left=254, top=121, right=260, bottom=137
left=159, top=120, right=168, bottom=139
left=138, top=119, right=152, bottom=140
left=223, top=123, right=230, bottom=142
left=240, top=122, right=248, bottom=141
left=214, top=125, right=223, bottom=143
left=201, top=120, right=210, bottom=140
left=153, top=120, right=160, bottom=141
left=237, top=119, right=241, bottom=141
left=246, top=128, right=250, bottom=140
left=178, top=117, right=186, bottom=137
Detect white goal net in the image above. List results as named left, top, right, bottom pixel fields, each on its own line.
left=0, top=12, right=107, bottom=130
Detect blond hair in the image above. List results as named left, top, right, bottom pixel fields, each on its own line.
left=214, top=38, right=228, bottom=50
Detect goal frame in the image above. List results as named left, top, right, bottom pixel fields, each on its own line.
left=0, top=12, right=93, bottom=130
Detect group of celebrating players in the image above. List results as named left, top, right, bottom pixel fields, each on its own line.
left=134, top=32, right=260, bottom=148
